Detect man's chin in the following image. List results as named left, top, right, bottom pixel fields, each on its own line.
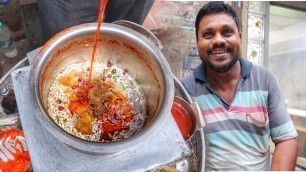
left=206, top=59, right=239, bottom=73
left=210, top=65, right=230, bottom=73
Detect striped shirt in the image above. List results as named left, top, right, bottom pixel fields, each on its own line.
left=182, top=58, right=298, bottom=171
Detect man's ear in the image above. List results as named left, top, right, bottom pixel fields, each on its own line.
left=239, top=32, right=242, bottom=41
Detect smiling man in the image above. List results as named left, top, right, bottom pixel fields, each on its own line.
left=182, top=2, right=298, bottom=171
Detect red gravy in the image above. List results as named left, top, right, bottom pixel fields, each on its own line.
left=171, top=102, right=193, bottom=140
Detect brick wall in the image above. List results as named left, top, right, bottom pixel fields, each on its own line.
left=143, top=1, right=207, bottom=79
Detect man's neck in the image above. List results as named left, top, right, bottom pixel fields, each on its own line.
left=207, top=61, right=240, bottom=84
left=206, top=61, right=241, bottom=104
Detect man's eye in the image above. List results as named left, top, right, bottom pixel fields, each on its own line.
left=223, top=29, right=233, bottom=36
left=203, top=32, right=213, bottom=38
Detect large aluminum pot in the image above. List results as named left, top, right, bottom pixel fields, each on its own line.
left=29, top=23, right=174, bottom=154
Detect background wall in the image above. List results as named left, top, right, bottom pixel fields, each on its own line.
left=143, top=1, right=246, bottom=79
left=268, top=3, right=306, bottom=163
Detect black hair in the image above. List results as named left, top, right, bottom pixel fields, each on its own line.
left=195, top=1, right=241, bottom=40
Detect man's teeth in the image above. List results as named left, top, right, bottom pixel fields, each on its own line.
left=212, top=50, right=226, bottom=54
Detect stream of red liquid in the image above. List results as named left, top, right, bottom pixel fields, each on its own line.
left=87, top=0, right=108, bottom=97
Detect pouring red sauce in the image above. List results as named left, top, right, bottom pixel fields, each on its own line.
left=171, top=102, right=193, bottom=140
left=68, top=0, right=136, bottom=140
left=87, top=0, right=108, bottom=97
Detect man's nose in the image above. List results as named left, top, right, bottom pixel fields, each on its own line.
left=212, top=33, right=226, bottom=45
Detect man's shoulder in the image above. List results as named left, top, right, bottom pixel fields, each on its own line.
left=252, top=63, right=268, bottom=71
left=249, top=63, right=275, bottom=79
left=181, top=71, right=196, bottom=93
left=181, top=71, right=196, bottom=84
left=181, top=71, right=207, bottom=97
left=244, top=63, right=280, bottom=91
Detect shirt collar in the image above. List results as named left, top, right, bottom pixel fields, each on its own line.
left=194, top=57, right=252, bottom=82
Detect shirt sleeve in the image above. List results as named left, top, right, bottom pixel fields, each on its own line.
left=266, top=69, right=298, bottom=143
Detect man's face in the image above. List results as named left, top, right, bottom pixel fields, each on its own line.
left=197, top=12, right=241, bottom=73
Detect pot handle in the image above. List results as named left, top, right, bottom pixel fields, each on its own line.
left=112, top=20, right=163, bottom=50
